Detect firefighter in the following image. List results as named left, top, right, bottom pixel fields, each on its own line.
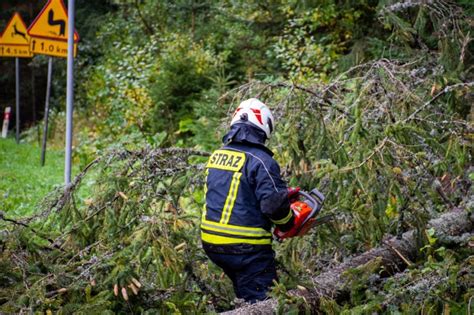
left=201, top=98, right=300, bottom=303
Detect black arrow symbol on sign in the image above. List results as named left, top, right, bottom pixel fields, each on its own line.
left=48, top=9, right=65, bottom=36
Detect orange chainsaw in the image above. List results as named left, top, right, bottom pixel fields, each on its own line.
left=273, top=188, right=328, bottom=241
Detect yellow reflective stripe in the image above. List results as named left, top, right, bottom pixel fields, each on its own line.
left=220, top=172, right=242, bottom=224
left=202, top=218, right=271, bottom=234
left=201, top=231, right=271, bottom=245
left=271, top=209, right=293, bottom=225
left=201, top=220, right=271, bottom=237
left=202, top=169, right=209, bottom=220
left=202, top=224, right=268, bottom=237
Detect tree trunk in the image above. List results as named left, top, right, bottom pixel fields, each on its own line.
left=222, top=210, right=473, bottom=315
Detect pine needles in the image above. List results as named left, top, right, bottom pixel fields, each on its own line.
left=0, top=147, right=222, bottom=313
left=1, top=1, right=472, bottom=312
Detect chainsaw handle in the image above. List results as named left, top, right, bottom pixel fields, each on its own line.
left=295, top=191, right=317, bottom=209
left=294, top=189, right=325, bottom=211
left=297, top=188, right=325, bottom=229
left=310, top=188, right=325, bottom=204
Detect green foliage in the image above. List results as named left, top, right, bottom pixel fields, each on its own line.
left=148, top=35, right=216, bottom=144
left=343, top=257, right=384, bottom=306
left=273, top=2, right=372, bottom=82
left=0, top=148, right=233, bottom=313
left=270, top=282, right=311, bottom=315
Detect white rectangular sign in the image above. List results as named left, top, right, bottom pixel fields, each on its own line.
left=2, top=107, right=11, bottom=138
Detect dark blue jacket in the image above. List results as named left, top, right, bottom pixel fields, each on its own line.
left=201, top=123, right=293, bottom=252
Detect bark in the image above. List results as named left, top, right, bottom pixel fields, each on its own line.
left=222, top=210, right=473, bottom=315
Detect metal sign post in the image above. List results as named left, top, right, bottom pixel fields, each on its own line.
left=65, top=0, right=75, bottom=184
left=15, top=57, right=20, bottom=143
left=41, top=57, right=53, bottom=166
left=31, top=64, right=40, bottom=145
left=0, top=13, right=33, bottom=143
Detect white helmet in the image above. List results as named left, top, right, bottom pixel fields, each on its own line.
left=230, top=98, right=275, bottom=139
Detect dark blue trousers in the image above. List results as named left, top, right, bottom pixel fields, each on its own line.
left=205, top=248, right=277, bottom=303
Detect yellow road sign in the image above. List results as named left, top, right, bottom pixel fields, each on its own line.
left=28, top=0, right=79, bottom=43
left=30, top=37, right=77, bottom=58
left=0, top=45, right=32, bottom=58
left=0, top=13, right=33, bottom=58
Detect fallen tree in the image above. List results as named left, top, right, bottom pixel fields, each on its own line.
left=1, top=2, right=471, bottom=312
left=222, top=210, right=474, bottom=315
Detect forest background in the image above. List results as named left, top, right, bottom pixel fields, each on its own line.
left=0, top=0, right=473, bottom=314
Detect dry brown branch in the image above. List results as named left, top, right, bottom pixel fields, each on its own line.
left=382, top=240, right=413, bottom=267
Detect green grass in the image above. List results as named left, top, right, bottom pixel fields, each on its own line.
left=0, top=138, right=67, bottom=218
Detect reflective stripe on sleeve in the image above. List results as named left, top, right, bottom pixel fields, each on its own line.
left=271, top=209, right=293, bottom=225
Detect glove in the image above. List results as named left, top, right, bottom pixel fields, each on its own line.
left=287, top=187, right=300, bottom=201
left=273, top=200, right=313, bottom=240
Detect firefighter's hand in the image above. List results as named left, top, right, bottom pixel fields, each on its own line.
left=113, top=277, right=142, bottom=301
left=287, top=187, right=300, bottom=201
left=274, top=201, right=312, bottom=240
left=274, top=219, right=300, bottom=239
